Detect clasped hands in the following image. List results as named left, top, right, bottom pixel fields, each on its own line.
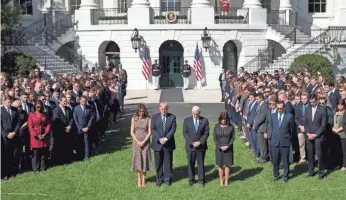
left=220, top=146, right=229, bottom=151
left=82, top=127, right=89, bottom=133
left=307, top=133, right=317, bottom=140
left=159, top=138, right=168, bottom=145
left=7, top=132, right=16, bottom=139
left=192, top=141, right=201, bottom=148
left=35, top=134, right=47, bottom=140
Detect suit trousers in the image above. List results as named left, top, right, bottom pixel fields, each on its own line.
left=297, top=133, right=307, bottom=162
left=32, top=147, right=49, bottom=172
left=183, top=77, right=189, bottom=89
left=306, top=139, right=325, bottom=176
left=186, top=150, right=206, bottom=183
left=341, top=138, right=346, bottom=168
left=257, top=132, right=269, bottom=161
left=249, top=128, right=260, bottom=157
left=154, top=150, right=173, bottom=184
left=271, top=145, right=290, bottom=179
left=152, top=76, right=160, bottom=89
left=76, top=133, right=91, bottom=160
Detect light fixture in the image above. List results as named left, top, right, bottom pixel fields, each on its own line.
left=131, top=28, right=141, bottom=52
left=201, top=27, right=211, bottom=52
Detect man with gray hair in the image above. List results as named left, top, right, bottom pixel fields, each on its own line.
left=183, top=106, right=210, bottom=186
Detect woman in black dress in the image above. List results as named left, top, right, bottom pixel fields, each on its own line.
left=213, top=111, right=235, bottom=187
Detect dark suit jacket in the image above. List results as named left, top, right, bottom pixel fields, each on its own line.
left=73, top=104, right=95, bottom=134
left=285, top=101, right=294, bottom=115
left=328, top=91, right=338, bottom=112
left=43, top=105, right=53, bottom=122
left=53, top=106, right=74, bottom=134
left=151, top=113, right=177, bottom=151
left=182, top=116, right=209, bottom=151
left=304, top=104, right=327, bottom=142
left=306, top=83, right=313, bottom=94
left=254, top=101, right=269, bottom=133
left=1, top=106, right=21, bottom=141
left=247, top=102, right=258, bottom=127
left=267, top=112, right=294, bottom=147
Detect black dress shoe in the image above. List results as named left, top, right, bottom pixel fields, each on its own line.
left=273, top=177, right=280, bottom=182
left=156, top=183, right=161, bottom=187
left=283, top=178, right=289, bottom=183
left=318, top=175, right=325, bottom=180
left=305, top=173, right=315, bottom=178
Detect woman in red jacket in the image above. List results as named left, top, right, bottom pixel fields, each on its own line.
left=28, top=100, right=51, bottom=173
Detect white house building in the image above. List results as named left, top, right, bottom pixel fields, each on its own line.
left=5, top=0, right=346, bottom=90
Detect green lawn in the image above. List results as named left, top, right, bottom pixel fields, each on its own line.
left=1, top=122, right=346, bottom=200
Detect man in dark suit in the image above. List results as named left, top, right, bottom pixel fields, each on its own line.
left=52, top=97, right=74, bottom=165
left=325, top=82, right=338, bottom=112
left=304, top=94, right=327, bottom=180
left=267, top=101, right=294, bottom=183
left=87, top=89, right=104, bottom=147
left=38, top=95, right=53, bottom=122
left=1, top=95, right=21, bottom=179
left=278, top=92, right=294, bottom=115
left=183, top=106, right=209, bottom=186
left=20, top=93, right=33, bottom=115
left=254, top=93, right=270, bottom=164
left=71, top=83, right=82, bottom=102
left=73, top=96, right=95, bottom=161
left=246, top=93, right=260, bottom=158
left=151, top=102, right=177, bottom=186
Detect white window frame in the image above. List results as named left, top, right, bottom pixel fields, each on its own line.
left=161, top=0, right=181, bottom=12
left=70, top=0, right=81, bottom=13
left=117, top=0, right=127, bottom=14
left=308, top=0, right=327, bottom=13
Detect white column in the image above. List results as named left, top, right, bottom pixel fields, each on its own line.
left=131, top=0, right=150, bottom=8
left=243, top=0, right=262, bottom=8
left=149, top=0, right=160, bottom=8
left=79, top=0, right=98, bottom=9
left=191, top=0, right=211, bottom=8
left=190, top=0, right=214, bottom=24
left=279, top=0, right=293, bottom=10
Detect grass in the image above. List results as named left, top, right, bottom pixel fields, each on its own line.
left=1, top=120, right=346, bottom=200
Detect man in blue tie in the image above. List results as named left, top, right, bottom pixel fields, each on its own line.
left=183, top=106, right=210, bottom=186
left=266, top=101, right=294, bottom=183
left=151, top=102, right=177, bottom=186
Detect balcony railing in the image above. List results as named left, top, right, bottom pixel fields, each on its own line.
left=92, top=8, right=128, bottom=25
left=151, top=7, right=191, bottom=24
left=214, top=7, right=249, bottom=24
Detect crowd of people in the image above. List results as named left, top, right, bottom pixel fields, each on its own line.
left=220, top=67, right=346, bottom=181
left=1, top=65, right=346, bottom=188
left=1, top=67, right=128, bottom=180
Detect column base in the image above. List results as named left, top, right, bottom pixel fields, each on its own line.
left=191, top=7, right=214, bottom=24
left=128, top=7, right=150, bottom=26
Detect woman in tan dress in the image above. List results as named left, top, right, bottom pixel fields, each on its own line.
left=131, top=103, right=152, bottom=188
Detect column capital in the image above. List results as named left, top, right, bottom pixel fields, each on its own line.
left=131, top=0, right=150, bottom=8
left=191, top=0, right=211, bottom=8
left=243, top=0, right=262, bottom=9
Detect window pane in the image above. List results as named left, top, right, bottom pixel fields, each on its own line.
left=321, top=0, right=326, bottom=2
left=314, top=3, right=320, bottom=12
left=308, top=4, right=314, bottom=12
left=321, top=3, right=326, bottom=12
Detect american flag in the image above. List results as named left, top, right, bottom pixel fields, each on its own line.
left=142, top=45, right=150, bottom=80
left=193, top=44, right=202, bottom=81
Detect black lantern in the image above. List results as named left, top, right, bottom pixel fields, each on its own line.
left=131, top=28, right=141, bottom=52
left=201, top=27, right=211, bottom=52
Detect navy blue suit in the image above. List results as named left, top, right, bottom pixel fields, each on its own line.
left=151, top=112, right=177, bottom=185
left=304, top=104, right=327, bottom=177
left=73, top=104, right=95, bottom=159
left=328, top=91, right=338, bottom=112
left=267, top=112, right=294, bottom=180
left=247, top=102, right=260, bottom=157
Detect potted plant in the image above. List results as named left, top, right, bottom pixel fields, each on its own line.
left=177, top=15, right=187, bottom=24
left=215, top=15, right=245, bottom=24
left=99, top=16, right=108, bottom=25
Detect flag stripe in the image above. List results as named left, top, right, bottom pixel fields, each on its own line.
left=193, top=44, right=202, bottom=81
left=142, top=46, right=150, bottom=80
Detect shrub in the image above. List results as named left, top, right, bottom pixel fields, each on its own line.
left=1, top=52, right=37, bottom=77
left=288, top=54, right=333, bottom=82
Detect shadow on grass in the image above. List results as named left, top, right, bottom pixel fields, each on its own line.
left=205, top=166, right=241, bottom=183
left=291, top=163, right=307, bottom=179
left=231, top=167, right=264, bottom=182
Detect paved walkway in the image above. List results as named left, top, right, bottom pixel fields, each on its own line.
left=125, top=89, right=222, bottom=104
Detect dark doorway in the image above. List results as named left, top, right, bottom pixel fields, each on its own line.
left=268, top=39, right=286, bottom=64
left=222, top=41, right=238, bottom=75
left=159, top=40, right=184, bottom=88
left=98, top=41, right=121, bottom=70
